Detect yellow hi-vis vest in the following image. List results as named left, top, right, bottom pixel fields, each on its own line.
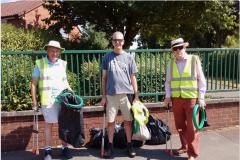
left=36, top=58, right=67, bottom=106
left=170, top=55, right=198, bottom=98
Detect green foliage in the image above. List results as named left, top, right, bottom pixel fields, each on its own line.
left=77, top=25, right=109, bottom=50
left=43, top=1, right=239, bottom=48
left=222, top=31, right=239, bottom=48
left=1, top=24, right=43, bottom=111
left=1, top=23, right=44, bottom=51
left=1, top=54, right=34, bottom=111
left=135, top=52, right=170, bottom=102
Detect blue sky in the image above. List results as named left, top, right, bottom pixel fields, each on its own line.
left=1, top=0, right=18, bottom=3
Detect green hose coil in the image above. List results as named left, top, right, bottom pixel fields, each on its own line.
left=192, top=104, right=206, bottom=129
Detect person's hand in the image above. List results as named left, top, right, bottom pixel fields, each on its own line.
left=32, top=106, right=39, bottom=112
left=100, top=96, right=107, bottom=108
left=198, top=99, right=206, bottom=109
left=133, top=95, right=139, bottom=104
left=132, top=92, right=139, bottom=104
left=67, top=87, right=74, bottom=94
left=164, top=98, right=172, bottom=107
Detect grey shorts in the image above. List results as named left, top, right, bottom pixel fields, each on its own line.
left=106, top=94, right=133, bottom=123
left=40, top=103, right=61, bottom=123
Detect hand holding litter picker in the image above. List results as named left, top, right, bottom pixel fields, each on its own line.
left=165, top=104, right=173, bottom=157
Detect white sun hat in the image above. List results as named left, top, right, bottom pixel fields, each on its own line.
left=171, top=38, right=189, bottom=49
left=44, top=40, right=65, bottom=51
left=112, top=31, right=124, bottom=40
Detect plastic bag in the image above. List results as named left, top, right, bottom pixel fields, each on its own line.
left=132, top=121, right=151, bottom=141
left=131, top=101, right=149, bottom=126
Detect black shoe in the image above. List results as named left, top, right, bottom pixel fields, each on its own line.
left=61, top=147, right=73, bottom=159
left=127, top=143, right=136, bottom=158
left=104, top=143, right=113, bottom=159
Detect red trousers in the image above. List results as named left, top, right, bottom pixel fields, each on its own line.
left=172, top=98, right=200, bottom=158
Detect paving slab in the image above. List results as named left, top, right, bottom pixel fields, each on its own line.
left=1, top=126, right=239, bottom=160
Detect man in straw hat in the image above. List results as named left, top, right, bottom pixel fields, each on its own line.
left=100, top=31, right=138, bottom=158
left=31, top=40, right=73, bottom=160
left=164, top=38, right=206, bottom=160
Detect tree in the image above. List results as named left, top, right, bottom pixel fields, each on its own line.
left=43, top=1, right=239, bottom=48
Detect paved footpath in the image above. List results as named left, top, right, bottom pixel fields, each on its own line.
left=2, top=126, right=239, bottom=160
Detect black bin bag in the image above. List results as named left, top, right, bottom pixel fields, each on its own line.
left=89, top=123, right=144, bottom=148
left=58, top=91, right=85, bottom=148
left=146, top=115, right=171, bottom=145
left=89, top=128, right=109, bottom=148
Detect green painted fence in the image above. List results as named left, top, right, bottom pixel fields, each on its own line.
left=1, top=48, right=239, bottom=105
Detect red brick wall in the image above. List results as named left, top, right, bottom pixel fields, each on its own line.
left=24, top=5, right=50, bottom=29
left=1, top=101, right=239, bottom=151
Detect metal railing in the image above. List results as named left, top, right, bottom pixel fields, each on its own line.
left=1, top=48, right=239, bottom=104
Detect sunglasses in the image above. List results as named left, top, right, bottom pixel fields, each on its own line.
left=112, top=39, right=124, bottom=42
left=172, top=46, right=184, bottom=51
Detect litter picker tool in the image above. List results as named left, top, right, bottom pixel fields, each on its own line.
left=100, top=105, right=106, bottom=158
left=32, top=107, right=39, bottom=155
left=165, top=104, right=173, bottom=157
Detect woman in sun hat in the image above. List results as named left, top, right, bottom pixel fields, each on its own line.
left=31, top=40, right=73, bottom=160
left=164, top=38, right=206, bottom=160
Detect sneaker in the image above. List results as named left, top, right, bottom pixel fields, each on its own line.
left=61, top=147, right=73, bottom=159
left=127, top=142, right=136, bottom=158
left=103, top=143, right=113, bottom=159
left=44, top=149, right=52, bottom=160
left=44, top=154, right=52, bottom=160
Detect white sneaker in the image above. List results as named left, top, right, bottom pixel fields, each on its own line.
left=44, top=154, right=52, bottom=160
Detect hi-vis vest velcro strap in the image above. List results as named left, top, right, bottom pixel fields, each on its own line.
left=170, top=55, right=198, bottom=98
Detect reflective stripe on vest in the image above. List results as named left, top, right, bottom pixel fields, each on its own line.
left=170, top=55, right=198, bottom=98
left=36, top=58, right=67, bottom=106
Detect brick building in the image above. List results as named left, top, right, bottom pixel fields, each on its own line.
left=1, top=0, right=81, bottom=41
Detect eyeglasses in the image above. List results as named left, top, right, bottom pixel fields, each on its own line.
left=172, top=46, right=184, bottom=51
left=112, top=39, right=124, bottom=43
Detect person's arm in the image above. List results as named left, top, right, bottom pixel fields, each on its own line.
left=100, top=70, right=107, bottom=106
left=131, top=74, right=138, bottom=102
left=130, top=56, right=139, bottom=102
left=31, top=77, right=38, bottom=110
left=102, top=70, right=107, bottom=97
left=63, top=61, right=73, bottom=92
left=31, top=65, right=40, bottom=110
left=196, top=56, right=207, bottom=107
left=64, top=77, right=72, bottom=92
left=165, top=65, right=171, bottom=98
left=164, top=63, right=172, bottom=106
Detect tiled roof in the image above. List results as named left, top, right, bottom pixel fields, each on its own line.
left=1, top=0, right=43, bottom=17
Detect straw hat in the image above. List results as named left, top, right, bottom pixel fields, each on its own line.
left=171, top=38, right=189, bottom=49
left=44, top=40, right=65, bottom=51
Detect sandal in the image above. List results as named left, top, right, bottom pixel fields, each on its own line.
left=173, top=148, right=187, bottom=156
